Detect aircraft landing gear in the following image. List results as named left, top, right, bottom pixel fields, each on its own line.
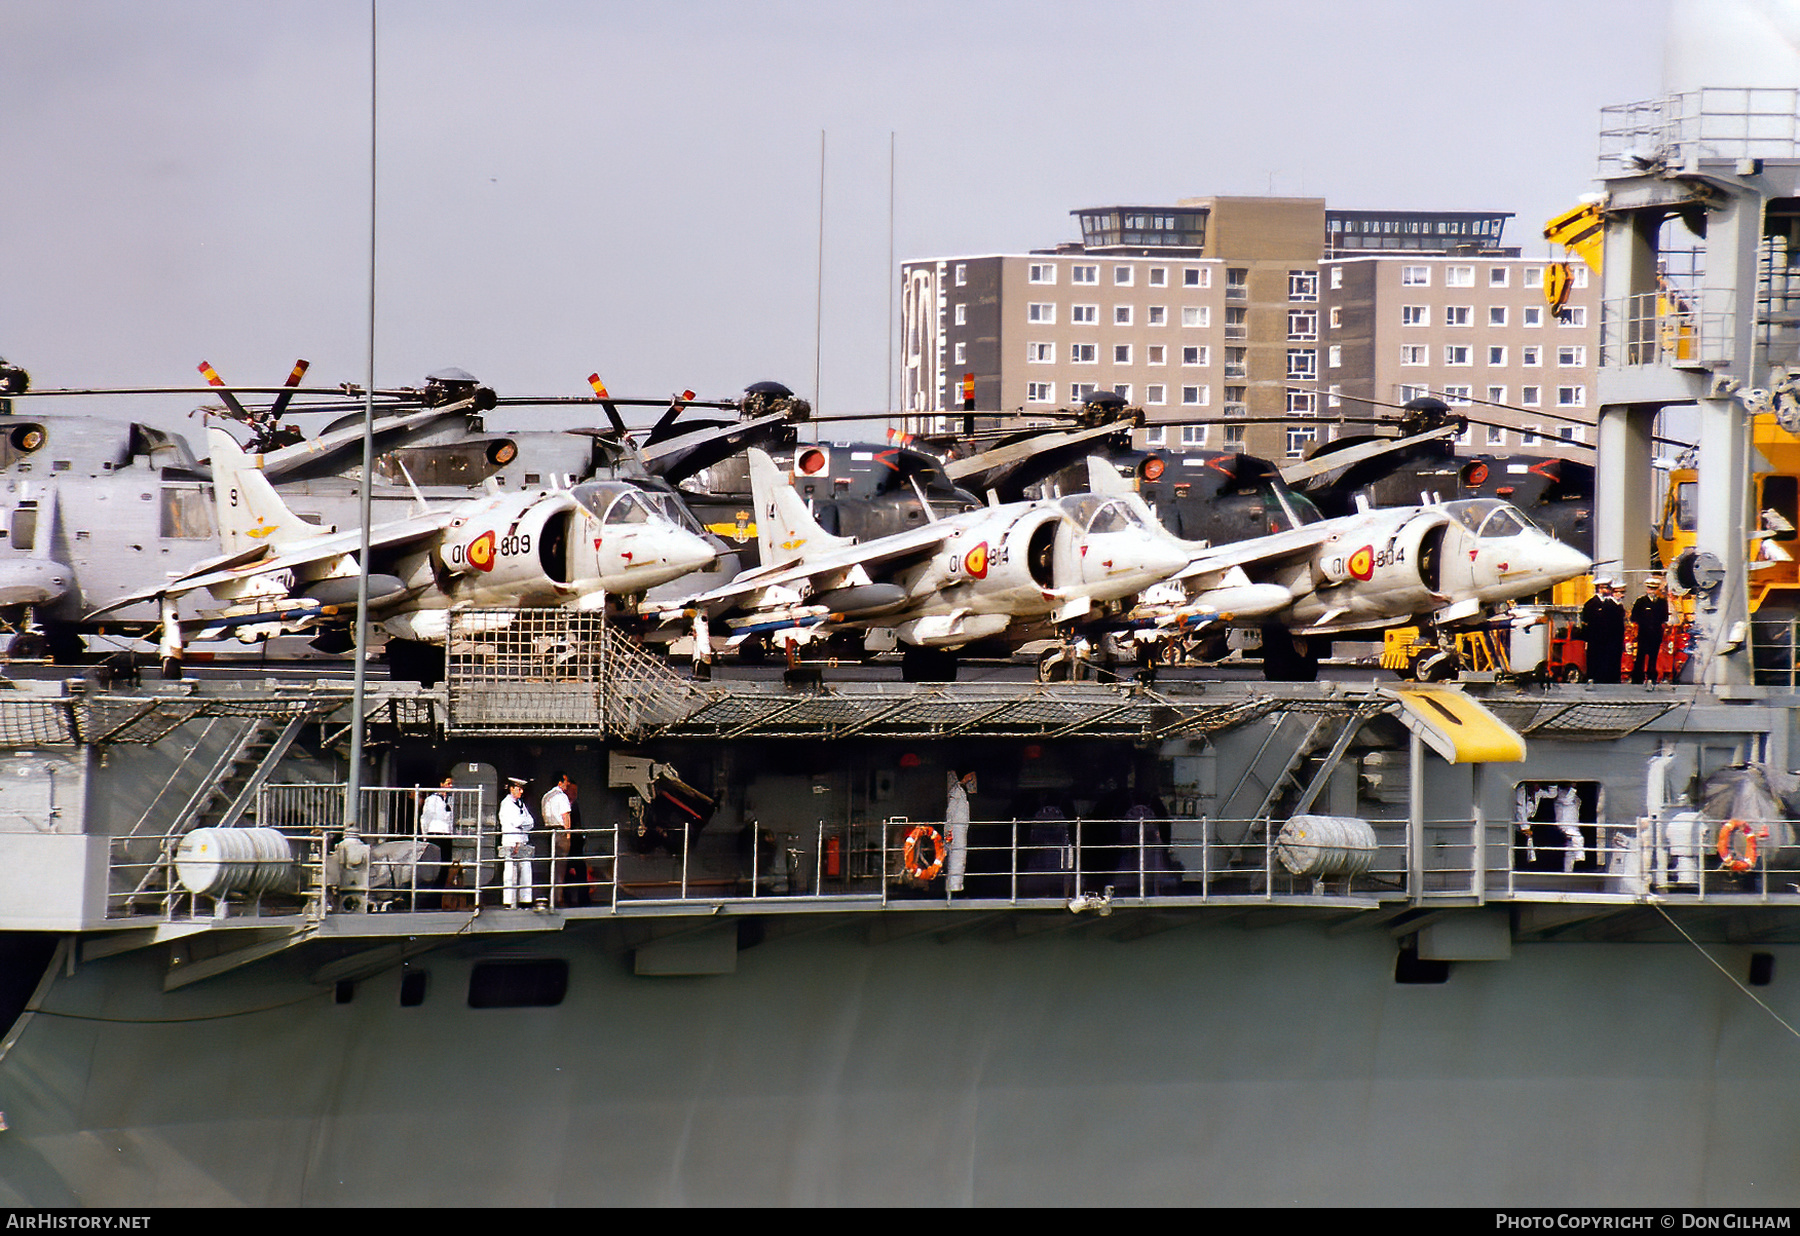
left=5, top=630, right=46, bottom=661
left=901, top=645, right=958, bottom=682
left=157, top=596, right=184, bottom=680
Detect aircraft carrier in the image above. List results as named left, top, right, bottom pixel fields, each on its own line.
left=4, top=87, right=1800, bottom=1207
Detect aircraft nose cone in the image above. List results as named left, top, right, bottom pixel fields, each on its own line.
left=1146, top=539, right=1192, bottom=581
left=1542, top=536, right=1592, bottom=584
left=672, top=529, right=718, bottom=572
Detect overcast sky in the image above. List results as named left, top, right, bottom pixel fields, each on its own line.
left=1, top=0, right=1677, bottom=435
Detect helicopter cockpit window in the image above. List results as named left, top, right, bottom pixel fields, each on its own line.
left=160, top=485, right=217, bottom=539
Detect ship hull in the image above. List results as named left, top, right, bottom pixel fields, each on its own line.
left=2, top=915, right=1796, bottom=1206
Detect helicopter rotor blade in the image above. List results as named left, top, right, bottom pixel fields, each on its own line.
left=264, top=359, right=311, bottom=423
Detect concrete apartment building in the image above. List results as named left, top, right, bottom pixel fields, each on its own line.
left=900, top=197, right=1598, bottom=461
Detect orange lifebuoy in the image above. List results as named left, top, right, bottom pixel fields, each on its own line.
left=903, top=824, right=947, bottom=880
left=1717, top=818, right=1765, bottom=873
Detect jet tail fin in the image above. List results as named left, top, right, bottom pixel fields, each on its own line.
left=208, top=427, right=311, bottom=555
left=1086, top=455, right=1132, bottom=496
left=747, top=448, right=853, bottom=569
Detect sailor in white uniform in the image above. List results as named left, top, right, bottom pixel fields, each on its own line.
left=498, top=776, right=535, bottom=908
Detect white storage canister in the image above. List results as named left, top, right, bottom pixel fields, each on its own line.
left=1275, top=815, right=1378, bottom=878
left=175, top=827, right=295, bottom=897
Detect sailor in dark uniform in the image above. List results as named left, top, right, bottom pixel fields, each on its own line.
left=1579, top=577, right=1627, bottom=684
left=1630, top=574, right=1671, bottom=685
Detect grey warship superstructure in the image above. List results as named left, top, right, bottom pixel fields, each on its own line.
left=4, top=88, right=1800, bottom=1207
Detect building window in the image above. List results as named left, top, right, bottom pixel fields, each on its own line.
left=1327, top=383, right=1342, bottom=408
left=1445, top=345, right=1471, bottom=366
left=1149, top=267, right=1167, bottom=287
left=1071, top=343, right=1097, bottom=364
left=1558, top=385, right=1585, bottom=407
left=1113, top=265, right=1133, bottom=286
left=1521, top=385, right=1541, bottom=406
left=1224, top=385, right=1246, bottom=411
left=1330, top=266, right=1344, bottom=289
left=1224, top=306, right=1247, bottom=339
left=1182, top=306, right=1209, bottom=328
left=1486, top=385, right=1506, bottom=405
left=1445, top=306, right=1471, bottom=327
left=1027, top=381, right=1055, bottom=403
left=1144, top=425, right=1166, bottom=446
left=1072, top=304, right=1097, bottom=324
left=1070, top=382, right=1097, bottom=404
left=1523, top=306, right=1543, bottom=327
left=1445, top=266, right=1474, bottom=287
left=1288, top=270, right=1318, bottom=302
left=1443, top=385, right=1472, bottom=404
left=1557, top=345, right=1587, bottom=366
left=1329, top=306, right=1342, bottom=329
left=1523, top=267, right=1545, bottom=289
left=1489, top=306, right=1507, bottom=327
left=1402, top=305, right=1427, bottom=327
left=1114, top=344, right=1132, bottom=364
left=954, top=303, right=966, bottom=326
left=1286, top=425, right=1316, bottom=458
left=1114, top=305, right=1133, bottom=326
left=1029, top=263, right=1057, bottom=285
left=954, top=341, right=966, bottom=364
left=1027, top=302, right=1055, bottom=324
left=1287, top=349, right=1316, bottom=380
left=1147, top=345, right=1166, bottom=365
left=1181, top=385, right=1207, bottom=406
left=1145, top=384, right=1166, bottom=405
left=1147, top=305, right=1166, bottom=326
left=1521, top=345, right=1541, bottom=367
left=1071, top=265, right=1098, bottom=284
left=1328, top=344, right=1342, bottom=368
left=1487, top=345, right=1507, bottom=366
left=1223, top=425, right=1246, bottom=452
left=954, top=263, right=967, bottom=286
left=1181, top=424, right=1209, bottom=446
left=1224, top=348, right=1246, bottom=378
left=1027, top=342, right=1054, bottom=363
left=1288, top=310, right=1317, bottom=340
left=1560, top=425, right=1579, bottom=441
left=1557, top=306, right=1587, bottom=327
left=1226, top=268, right=1248, bottom=298
left=1521, top=424, right=1541, bottom=445
left=1112, top=384, right=1131, bottom=400
left=1487, top=424, right=1507, bottom=445
left=1572, top=266, right=1589, bottom=288
left=1402, top=265, right=1430, bottom=287
left=1182, top=345, right=1207, bottom=366
left=1183, top=267, right=1209, bottom=288
left=1401, top=344, right=1427, bottom=366
left=1288, top=390, right=1316, bottom=415
left=1399, top=384, right=1428, bottom=402
left=1489, top=266, right=1510, bottom=287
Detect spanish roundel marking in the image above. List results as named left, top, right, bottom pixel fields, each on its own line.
left=963, top=542, right=989, bottom=579
left=1348, top=545, right=1375, bottom=581
left=467, top=531, right=497, bottom=572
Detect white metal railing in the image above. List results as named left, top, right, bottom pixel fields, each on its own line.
left=1599, top=88, right=1800, bottom=174
left=103, top=805, right=1800, bottom=922
left=1496, top=815, right=1800, bottom=902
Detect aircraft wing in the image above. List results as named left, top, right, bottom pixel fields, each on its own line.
left=1176, top=523, right=1333, bottom=578
left=679, top=521, right=957, bottom=611
left=85, top=509, right=457, bottom=618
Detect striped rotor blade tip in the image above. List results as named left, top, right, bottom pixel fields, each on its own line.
left=587, top=374, right=610, bottom=398
left=198, top=362, right=224, bottom=386
left=284, top=360, right=310, bottom=386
